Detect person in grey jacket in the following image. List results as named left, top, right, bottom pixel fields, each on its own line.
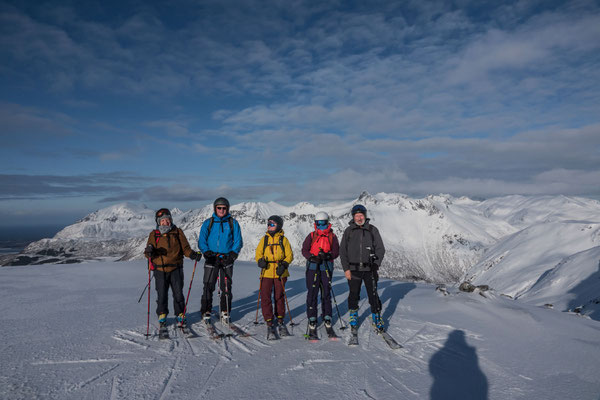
left=340, top=204, right=386, bottom=331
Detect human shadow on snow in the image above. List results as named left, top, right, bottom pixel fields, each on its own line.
left=429, top=330, right=489, bottom=400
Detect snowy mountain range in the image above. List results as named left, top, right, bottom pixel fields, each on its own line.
left=4, top=192, right=600, bottom=319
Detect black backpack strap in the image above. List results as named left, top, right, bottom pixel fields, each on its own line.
left=262, top=234, right=286, bottom=261
left=279, top=236, right=285, bottom=260
left=207, top=216, right=234, bottom=239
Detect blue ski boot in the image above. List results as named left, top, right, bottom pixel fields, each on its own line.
left=372, top=312, right=384, bottom=331
left=349, top=309, right=359, bottom=327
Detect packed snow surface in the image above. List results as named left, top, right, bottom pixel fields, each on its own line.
left=1, top=260, right=599, bottom=399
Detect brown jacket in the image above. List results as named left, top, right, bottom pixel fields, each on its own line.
left=145, top=227, right=195, bottom=272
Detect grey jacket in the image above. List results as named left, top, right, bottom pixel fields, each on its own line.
left=339, top=219, right=385, bottom=272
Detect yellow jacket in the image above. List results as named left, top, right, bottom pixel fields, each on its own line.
left=255, top=230, right=293, bottom=279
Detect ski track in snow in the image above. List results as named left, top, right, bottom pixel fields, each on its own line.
left=2, top=261, right=600, bottom=399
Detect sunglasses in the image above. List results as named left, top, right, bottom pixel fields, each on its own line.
left=216, top=206, right=227, bottom=210
left=267, top=222, right=276, bottom=227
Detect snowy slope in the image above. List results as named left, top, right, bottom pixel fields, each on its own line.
left=1, top=260, right=599, bottom=399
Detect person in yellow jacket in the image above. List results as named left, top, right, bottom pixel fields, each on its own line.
left=255, top=215, right=293, bottom=339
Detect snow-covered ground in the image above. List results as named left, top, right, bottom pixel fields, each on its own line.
left=2, top=260, right=599, bottom=399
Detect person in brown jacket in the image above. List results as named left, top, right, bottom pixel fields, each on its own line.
left=144, top=208, right=201, bottom=329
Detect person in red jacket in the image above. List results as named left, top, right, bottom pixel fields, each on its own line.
left=301, top=211, right=340, bottom=340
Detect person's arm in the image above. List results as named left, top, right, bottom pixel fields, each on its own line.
left=301, top=234, right=313, bottom=259
left=372, top=226, right=385, bottom=267
left=283, top=237, right=293, bottom=264
left=232, top=219, right=243, bottom=254
left=330, top=234, right=340, bottom=259
left=255, top=236, right=265, bottom=262
left=198, top=220, right=210, bottom=253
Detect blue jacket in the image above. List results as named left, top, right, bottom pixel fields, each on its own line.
left=198, top=214, right=243, bottom=255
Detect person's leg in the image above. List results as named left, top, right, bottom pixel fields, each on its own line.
left=200, top=266, right=217, bottom=315
left=260, top=278, right=275, bottom=324
left=170, top=267, right=186, bottom=316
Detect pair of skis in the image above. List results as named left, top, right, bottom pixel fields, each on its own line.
left=158, top=321, right=200, bottom=340
left=203, top=318, right=251, bottom=340
left=304, top=323, right=340, bottom=342
left=266, top=323, right=291, bottom=340
left=347, top=323, right=403, bottom=350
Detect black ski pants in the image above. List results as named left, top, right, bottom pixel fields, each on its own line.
left=347, top=270, right=381, bottom=313
left=200, top=262, right=233, bottom=315
left=305, top=268, right=332, bottom=320
left=154, top=267, right=185, bottom=317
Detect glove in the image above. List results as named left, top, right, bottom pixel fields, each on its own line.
left=323, top=252, right=332, bottom=261
left=189, top=251, right=202, bottom=261
left=226, top=251, right=238, bottom=265
left=318, top=250, right=326, bottom=261
left=203, top=251, right=216, bottom=264
left=144, top=245, right=155, bottom=258
left=276, top=261, right=289, bottom=277
left=309, top=255, right=319, bottom=263
left=257, top=258, right=268, bottom=269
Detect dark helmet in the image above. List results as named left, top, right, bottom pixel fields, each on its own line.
left=267, top=215, right=284, bottom=232
left=155, top=208, right=172, bottom=225
left=213, top=197, right=230, bottom=213
left=351, top=204, right=367, bottom=217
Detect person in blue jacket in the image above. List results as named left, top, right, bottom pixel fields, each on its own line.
left=198, top=197, right=243, bottom=324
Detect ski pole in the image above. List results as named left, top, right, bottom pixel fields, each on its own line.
left=224, top=272, right=232, bottom=334
left=137, top=281, right=149, bottom=303
left=183, top=258, right=198, bottom=316
left=325, top=267, right=347, bottom=330
left=145, top=259, right=153, bottom=338
left=254, top=268, right=264, bottom=324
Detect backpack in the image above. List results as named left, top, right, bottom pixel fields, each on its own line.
left=206, top=216, right=234, bottom=238
left=262, top=234, right=286, bottom=260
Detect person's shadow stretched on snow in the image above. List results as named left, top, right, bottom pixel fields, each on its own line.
left=429, top=329, right=488, bottom=400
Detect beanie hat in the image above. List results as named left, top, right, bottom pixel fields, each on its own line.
left=267, top=215, right=284, bottom=232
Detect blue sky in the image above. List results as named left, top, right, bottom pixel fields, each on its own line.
left=1, top=0, right=599, bottom=227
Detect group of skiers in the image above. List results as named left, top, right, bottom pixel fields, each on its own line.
left=144, top=197, right=386, bottom=341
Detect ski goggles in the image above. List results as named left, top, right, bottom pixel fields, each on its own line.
left=316, top=220, right=328, bottom=227
left=156, top=208, right=171, bottom=218
left=267, top=222, right=277, bottom=227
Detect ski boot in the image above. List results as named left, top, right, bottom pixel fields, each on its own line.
left=220, top=311, right=230, bottom=326
left=277, top=317, right=290, bottom=337
left=349, top=309, right=359, bottom=335
left=202, top=312, right=212, bottom=324
left=323, top=315, right=338, bottom=339
left=372, top=312, right=384, bottom=332
left=176, top=313, right=187, bottom=328
left=266, top=320, right=278, bottom=340
left=158, top=313, right=169, bottom=339
left=306, top=318, right=319, bottom=341
left=158, top=313, right=167, bottom=324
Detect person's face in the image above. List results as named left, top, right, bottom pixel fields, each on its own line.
left=215, top=206, right=227, bottom=217
left=353, top=212, right=365, bottom=226
left=159, top=217, right=171, bottom=226
left=267, top=221, right=277, bottom=233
